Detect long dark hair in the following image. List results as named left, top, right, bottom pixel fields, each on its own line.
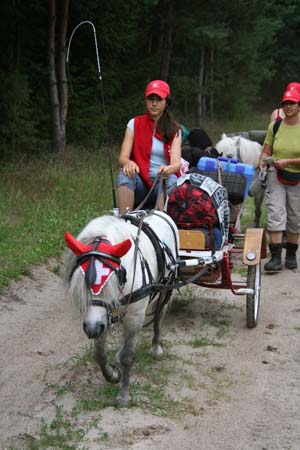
left=157, top=97, right=180, bottom=142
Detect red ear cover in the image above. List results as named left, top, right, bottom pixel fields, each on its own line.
left=110, top=239, right=132, bottom=258
left=64, top=232, right=132, bottom=258
left=65, top=232, right=90, bottom=255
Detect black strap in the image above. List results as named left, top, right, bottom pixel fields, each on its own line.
left=121, top=264, right=210, bottom=304
left=122, top=213, right=166, bottom=276
left=273, top=118, right=282, bottom=137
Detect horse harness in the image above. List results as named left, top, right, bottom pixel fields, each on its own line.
left=121, top=212, right=178, bottom=304
left=70, top=210, right=212, bottom=325
left=69, top=212, right=179, bottom=325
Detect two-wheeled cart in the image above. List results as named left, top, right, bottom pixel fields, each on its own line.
left=173, top=226, right=266, bottom=328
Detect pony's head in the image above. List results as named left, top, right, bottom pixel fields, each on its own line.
left=65, top=230, right=132, bottom=338
left=215, top=133, right=239, bottom=159
left=215, top=133, right=262, bottom=167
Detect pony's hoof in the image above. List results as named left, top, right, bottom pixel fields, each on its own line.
left=116, top=393, right=131, bottom=407
left=102, top=364, right=121, bottom=384
left=152, top=344, right=164, bottom=356
left=110, top=365, right=121, bottom=383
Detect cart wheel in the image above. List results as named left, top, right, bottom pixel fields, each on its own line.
left=246, top=263, right=261, bottom=328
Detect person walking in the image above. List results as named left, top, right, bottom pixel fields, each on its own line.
left=260, top=87, right=300, bottom=271
left=116, top=80, right=182, bottom=214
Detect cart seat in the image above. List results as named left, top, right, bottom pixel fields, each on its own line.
left=178, top=225, right=222, bottom=251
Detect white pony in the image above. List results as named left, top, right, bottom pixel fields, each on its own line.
left=215, top=133, right=262, bottom=166
left=63, top=211, right=179, bottom=405
left=215, top=133, right=264, bottom=227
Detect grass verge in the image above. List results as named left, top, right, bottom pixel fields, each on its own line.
left=0, top=147, right=118, bottom=292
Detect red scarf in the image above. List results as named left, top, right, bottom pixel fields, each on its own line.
left=131, top=113, right=174, bottom=187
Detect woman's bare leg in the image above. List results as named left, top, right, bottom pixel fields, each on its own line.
left=117, top=186, right=134, bottom=214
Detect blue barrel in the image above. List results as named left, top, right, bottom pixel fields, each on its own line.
left=197, top=157, right=255, bottom=199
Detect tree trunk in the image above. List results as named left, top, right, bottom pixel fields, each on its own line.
left=48, top=0, right=69, bottom=155
left=159, top=0, right=174, bottom=81
left=209, top=47, right=214, bottom=118
left=196, top=48, right=205, bottom=125
left=58, top=0, right=69, bottom=148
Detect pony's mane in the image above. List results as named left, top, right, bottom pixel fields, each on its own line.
left=77, top=215, right=129, bottom=243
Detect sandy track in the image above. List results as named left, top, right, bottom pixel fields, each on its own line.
left=0, top=257, right=299, bottom=450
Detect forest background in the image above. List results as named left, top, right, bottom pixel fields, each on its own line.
left=1, top=0, right=300, bottom=289
left=1, top=0, right=300, bottom=159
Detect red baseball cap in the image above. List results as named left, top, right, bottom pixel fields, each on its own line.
left=145, top=80, right=170, bottom=99
left=281, top=89, right=300, bottom=103
left=286, top=82, right=300, bottom=94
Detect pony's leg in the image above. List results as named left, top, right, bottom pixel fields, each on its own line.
left=116, top=332, right=140, bottom=405
left=152, top=291, right=172, bottom=355
left=116, top=300, right=147, bottom=405
left=94, top=333, right=121, bottom=384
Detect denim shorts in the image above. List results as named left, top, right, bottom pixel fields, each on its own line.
left=116, top=170, right=177, bottom=206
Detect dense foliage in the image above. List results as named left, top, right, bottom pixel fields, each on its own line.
left=0, top=0, right=299, bottom=158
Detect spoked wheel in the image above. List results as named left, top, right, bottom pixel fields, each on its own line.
left=246, top=263, right=261, bottom=328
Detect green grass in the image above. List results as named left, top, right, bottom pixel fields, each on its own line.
left=28, top=405, right=90, bottom=450
left=203, top=112, right=270, bottom=145
left=240, top=195, right=267, bottom=231
left=0, top=147, right=118, bottom=291
left=208, top=319, right=230, bottom=338
left=190, top=337, right=224, bottom=348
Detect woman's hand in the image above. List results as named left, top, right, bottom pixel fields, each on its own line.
left=158, top=165, right=175, bottom=177
left=274, top=159, right=289, bottom=169
left=122, top=161, right=139, bottom=178
left=259, top=143, right=273, bottom=169
left=259, top=160, right=267, bottom=170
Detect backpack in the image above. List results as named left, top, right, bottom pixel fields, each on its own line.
left=167, top=178, right=218, bottom=228
left=188, top=128, right=213, bottom=148
left=181, top=127, right=218, bottom=168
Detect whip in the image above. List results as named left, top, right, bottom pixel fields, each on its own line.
left=66, top=21, right=117, bottom=209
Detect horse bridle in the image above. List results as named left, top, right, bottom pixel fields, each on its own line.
left=69, top=237, right=129, bottom=325
left=90, top=298, right=127, bottom=325
left=69, top=237, right=127, bottom=290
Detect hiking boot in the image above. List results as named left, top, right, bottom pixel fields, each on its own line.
left=285, top=243, right=298, bottom=269
left=264, top=243, right=283, bottom=271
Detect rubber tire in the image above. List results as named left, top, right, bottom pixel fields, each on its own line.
left=246, top=263, right=261, bottom=328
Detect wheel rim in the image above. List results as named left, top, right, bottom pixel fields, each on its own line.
left=253, top=264, right=261, bottom=320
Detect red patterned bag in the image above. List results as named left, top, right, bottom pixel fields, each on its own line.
left=167, top=180, right=218, bottom=227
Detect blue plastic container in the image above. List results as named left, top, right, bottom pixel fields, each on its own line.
left=197, top=156, right=255, bottom=199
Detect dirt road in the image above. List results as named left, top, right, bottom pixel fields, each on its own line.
left=0, top=256, right=300, bottom=450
